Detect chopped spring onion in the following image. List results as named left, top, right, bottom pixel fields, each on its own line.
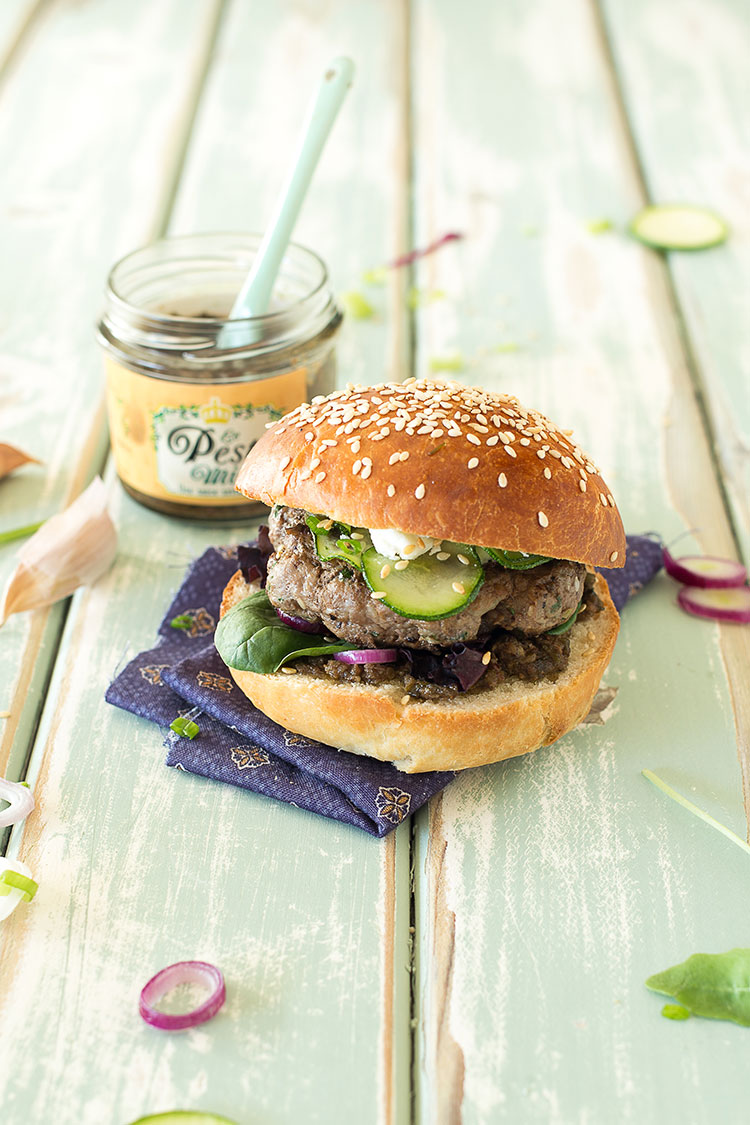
left=170, top=614, right=195, bottom=631
left=662, top=547, right=747, bottom=589
left=128, top=1114, right=239, bottom=1124
left=677, top=585, right=750, bottom=624
left=125, top=1111, right=237, bottom=1120
left=170, top=717, right=200, bottom=740
left=0, top=859, right=37, bottom=921
left=642, top=770, right=750, bottom=858
left=0, top=520, right=45, bottom=546
left=139, top=960, right=226, bottom=1031
left=340, top=291, right=375, bottom=320
left=0, top=776, right=35, bottom=827
left=628, top=204, right=729, bottom=251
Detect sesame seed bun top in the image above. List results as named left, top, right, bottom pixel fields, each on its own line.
left=235, top=378, right=626, bottom=569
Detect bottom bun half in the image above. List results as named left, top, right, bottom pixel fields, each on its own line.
left=219, top=571, right=619, bottom=774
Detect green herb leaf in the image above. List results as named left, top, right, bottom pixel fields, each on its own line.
left=546, top=600, right=584, bottom=635
left=214, top=590, right=354, bottom=673
left=170, top=614, right=195, bottom=631
left=646, top=949, right=750, bottom=1027
left=170, top=717, right=200, bottom=739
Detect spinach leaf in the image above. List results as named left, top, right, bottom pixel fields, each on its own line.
left=214, top=590, right=354, bottom=673
left=646, top=949, right=750, bottom=1027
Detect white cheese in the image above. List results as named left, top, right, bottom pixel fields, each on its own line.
left=368, top=527, right=439, bottom=560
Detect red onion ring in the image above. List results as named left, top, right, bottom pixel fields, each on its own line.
left=663, top=547, right=747, bottom=589
left=677, top=585, right=750, bottom=624
left=274, top=608, right=321, bottom=634
left=139, top=961, right=225, bottom=1031
left=334, top=648, right=398, bottom=664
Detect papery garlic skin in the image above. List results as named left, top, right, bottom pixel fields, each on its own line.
left=0, top=477, right=117, bottom=625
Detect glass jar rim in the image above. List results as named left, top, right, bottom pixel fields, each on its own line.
left=105, top=231, right=330, bottom=331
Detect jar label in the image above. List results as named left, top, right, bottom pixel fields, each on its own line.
left=105, top=359, right=308, bottom=504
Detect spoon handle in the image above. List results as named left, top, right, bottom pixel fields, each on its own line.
left=228, top=56, right=354, bottom=321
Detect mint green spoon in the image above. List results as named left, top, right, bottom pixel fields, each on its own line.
left=219, top=56, right=354, bottom=347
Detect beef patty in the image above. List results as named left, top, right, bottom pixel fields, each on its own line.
left=265, top=507, right=586, bottom=652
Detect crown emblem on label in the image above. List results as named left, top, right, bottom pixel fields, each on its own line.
left=198, top=396, right=233, bottom=425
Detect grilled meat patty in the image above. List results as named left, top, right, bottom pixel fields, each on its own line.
left=265, top=507, right=586, bottom=652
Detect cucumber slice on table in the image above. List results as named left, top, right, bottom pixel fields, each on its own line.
left=485, top=547, right=550, bottom=570
left=129, top=1113, right=238, bottom=1125
left=362, top=542, right=483, bottom=620
left=629, top=204, right=729, bottom=251
left=305, top=514, right=368, bottom=569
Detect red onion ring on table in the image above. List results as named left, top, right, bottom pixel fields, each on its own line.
left=139, top=961, right=225, bottom=1031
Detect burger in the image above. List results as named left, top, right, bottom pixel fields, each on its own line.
left=214, top=378, right=625, bottom=773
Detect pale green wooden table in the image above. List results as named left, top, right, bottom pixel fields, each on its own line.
left=1, top=2, right=749, bottom=1122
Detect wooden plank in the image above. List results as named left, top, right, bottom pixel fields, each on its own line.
left=1, top=1, right=415, bottom=1122
left=409, top=0, right=750, bottom=1119
left=600, top=0, right=750, bottom=561
left=0, top=0, right=225, bottom=781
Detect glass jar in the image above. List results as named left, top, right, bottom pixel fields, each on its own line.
left=97, top=232, right=341, bottom=519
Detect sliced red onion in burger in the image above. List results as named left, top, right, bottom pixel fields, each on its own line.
left=275, top=608, right=322, bottom=634
left=334, top=648, right=399, bottom=664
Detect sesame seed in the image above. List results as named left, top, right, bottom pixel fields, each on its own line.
left=315, top=471, right=326, bottom=483
left=600, top=494, right=608, bottom=507
left=579, top=480, right=587, bottom=492
left=400, top=451, right=409, bottom=462
left=279, top=456, right=290, bottom=471
left=389, top=452, right=400, bottom=465
left=305, top=432, right=314, bottom=442
left=387, top=484, right=396, bottom=497
left=281, top=666, right=297, bottom=675
left=468, top=457, right=479, bottom=469
left=415, top=483, right=426, bottom=499
left=361, top=465, right=372, bottom=479
left=352, top=459, right=362, bottom=475
left=498, top=473, right=507, bottom=487
left=380, top=564, right=391, bottom=579
left=482, top=651, right=491, bottom=666
left=486, top=435, right=499, bottom=446
left=394, top=559, right=410, bottom=571
left=299, top=469, right=311, bottom=480
left=319, top=519, right=334, bottom=530
left=452, top=581, right=466, bottom=595
left=403, top=543, right=417, bottom=555
left=543, top=467, right=552, bottom=479
left=467, top=433, right=481, bottom=446
left=538, top=511, right=549, bottom=528
left=351, top=439, right=361, bottom=453
left=536, top=450, right=546, bottom=459
left=350, top=532, right=364, bottom=540
left=607, top=494, right=615, bottom=506
left=400, top=695, right=410, bottom=706
left=370, top=591, right=387, bottom=600
left=437, top=551, right=451, bottom=561
left=610, top=551, right=619, bottom=563
left=505, top=446, right=517, bottom=458
left=310, top=457, right=320, bottom=469
left=457, top=554, right=470, bottom=565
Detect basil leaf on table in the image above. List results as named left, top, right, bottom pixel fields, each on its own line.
left=214, top=590, right=354, bottom=673
left=646, top=949, right=750, bottom=1027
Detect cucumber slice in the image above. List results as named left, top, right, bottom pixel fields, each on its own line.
left=305, top=514, right=368, bottom=570
left=485, top=548, right=550, bottom=570
left=128, top=1113, right=238, bottom=1125
left=362, top=542, right=483, bottom=620
left=629, top=205, right=729, bottom=251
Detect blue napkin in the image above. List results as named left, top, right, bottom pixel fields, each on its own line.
left=105, top=535, right=662, bottom=836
